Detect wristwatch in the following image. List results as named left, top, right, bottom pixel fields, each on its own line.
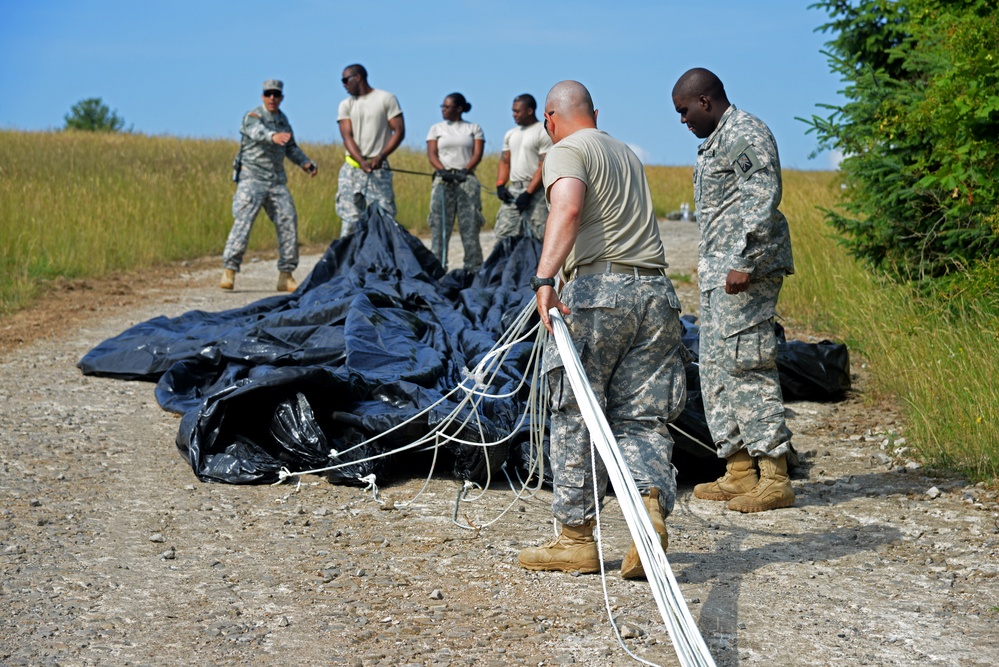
left=530, top=276, right=556, bottom=291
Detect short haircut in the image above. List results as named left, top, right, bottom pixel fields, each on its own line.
left=344, top=63, right=368, bottom=81
left=514, top=94, right=537, bottom=112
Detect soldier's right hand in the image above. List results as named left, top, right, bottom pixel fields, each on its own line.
left=496, top=184, right=514, bottom=204
left=272, top=132, right=292, bottom=146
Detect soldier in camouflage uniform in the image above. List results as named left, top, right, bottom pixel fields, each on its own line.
left=426, top=93, right=485, bottom=272
left=519, top=81, right=686, bottom=579
left=671, top=68, right=796, bottom=513
left=337, top=64, right=405, bottom=236
left=493, top=94, right=552, bottom=241
left=221, top=79, right=317, bottom=292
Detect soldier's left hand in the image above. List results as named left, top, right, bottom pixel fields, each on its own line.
left=515, top=191, right=533, bottom=213
left=305, top=162, right=318, bottom=177
left=725, top=269, right=751, bottom=294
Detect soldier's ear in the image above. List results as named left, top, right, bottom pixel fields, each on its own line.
left=697, top=95, right=711, bottom=111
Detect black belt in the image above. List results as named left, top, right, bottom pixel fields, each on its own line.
left=573, top=261, right=666, bottom=278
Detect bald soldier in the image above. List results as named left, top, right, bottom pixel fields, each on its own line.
left=671, top=68, right=795, bottom=513
left=518, top=81, right=687, bottom=578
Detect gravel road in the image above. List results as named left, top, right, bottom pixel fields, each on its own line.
left=1, top=221, right=997, bottom=666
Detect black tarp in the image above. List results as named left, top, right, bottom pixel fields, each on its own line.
left=79, top=206, right=849, bottom=485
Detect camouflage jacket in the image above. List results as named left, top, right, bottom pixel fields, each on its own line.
left=693, top=105, right=794, bottom=291
left=237, top=105, right=311, bottom=184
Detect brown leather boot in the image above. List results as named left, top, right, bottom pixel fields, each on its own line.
left=518, top=520, right=600, bottom=573
left=276, top=271, right=298, bottom=292
left=727, top=454, right=795, bottom=513
left=621, top=487, right=669, bottom=580
left=219, top=268, right=236, bottom=290
left=693, top=449, right=757, bottom=501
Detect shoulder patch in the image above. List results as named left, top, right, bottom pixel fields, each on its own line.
left=730, top=142, right=765, bottom=180
left=248, top=112, right=261, bottom=118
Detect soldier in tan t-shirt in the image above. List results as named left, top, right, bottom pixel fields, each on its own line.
left=336, top=64, right=405, bottom=236
left=518, top=81, right=687, bottom=580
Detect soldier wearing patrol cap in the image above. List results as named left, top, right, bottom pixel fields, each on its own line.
left=671, top=67, right=796, bottom=513
left=220, top=79, right=317, bottom=293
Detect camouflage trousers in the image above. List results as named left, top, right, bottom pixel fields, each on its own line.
left=224, top=178, right=298, bottom=273
left=699, top=277, right=792, bottom=459
left=541, top=274, right=687, bottom=526
left=428, top=174, right=485, bottom=271
left=336, top=161, right=396, bottom=237
left=493, top=181, right=548, bottom=241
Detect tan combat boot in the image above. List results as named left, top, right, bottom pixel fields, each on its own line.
left=621, top=487, right=669, bottom=580
left=518, top=520, right=600, bottom=573
left=727, top=454, right=795, bottom=513
left=276, top=271, right=298, bottom=292
left=693, top=449, right=758, bottom=501
left=219, top=268, right=236, bottom=290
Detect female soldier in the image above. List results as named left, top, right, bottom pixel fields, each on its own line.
left=426, top=92, right=486, bottom=271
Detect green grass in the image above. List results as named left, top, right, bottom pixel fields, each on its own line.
left=2, top=129, right=996, bottom=483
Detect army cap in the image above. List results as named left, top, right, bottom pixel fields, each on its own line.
left=263, top=79, right=284, bottom=94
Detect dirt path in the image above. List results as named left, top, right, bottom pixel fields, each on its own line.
left=1, top=222, right=997, bottom=667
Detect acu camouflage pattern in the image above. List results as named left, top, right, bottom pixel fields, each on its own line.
left=428, top=174, right=485, bottom=271
left=493, top=181, right=549, bottom=241
left=693, top=105, right=794, bottom=460
left=224, top=180, right=299, bottom=273
left=541, top=274, right=687, bottom=526
left=700, top=276, right=792, bottom=459
left=238, top=105, right=311, bottom=185
left=336, top=162, right=396, bottom=236
left=693, top=105, right=794, bottom=291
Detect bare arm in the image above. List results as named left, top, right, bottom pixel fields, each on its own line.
left=427, top=139, right=446, bottom=172
left=496, top=150, right=511, bottom=186
left=338, top=118, right=370, bottom=172
left=466, top=138, right=484, bottom=172
left=371, top=114, right=406, bottom=169
left=535, top=177, right=585, bottom=333
left=526, top=154, right=546, bottom=195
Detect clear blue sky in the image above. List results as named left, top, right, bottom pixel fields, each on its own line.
left=1, top=1, right=844, bottom=170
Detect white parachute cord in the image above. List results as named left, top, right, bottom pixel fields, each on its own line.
left=358, top=474, right=384, bottom=505
left=667, top=422, right=716, bottom=456
left=276, top=300, right=542, bottom=482
left=549, top=309, right=715, bottom=667
left=590, top=440, right=664, bottom=667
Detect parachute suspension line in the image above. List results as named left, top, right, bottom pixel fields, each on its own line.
left=276, top=297, right=552, bottom=533
left=548, top=309, right=716, bottom=667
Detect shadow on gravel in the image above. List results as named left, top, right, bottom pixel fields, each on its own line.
left=669, top=521, right=901, bottom=665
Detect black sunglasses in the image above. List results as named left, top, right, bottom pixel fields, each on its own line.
left=263, top=90, right=282, bottom=98
left=544, top=110, right=555, bottom=133
left=341, top=74, right=358, bottom=84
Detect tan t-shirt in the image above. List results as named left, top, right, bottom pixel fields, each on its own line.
left=543, top=128, right=667, bottom=276
left=502, top=121, right=552, bottom=183
left=425, top=120, right=485, bottom=170
left=337, top=88, right=403, bottom=158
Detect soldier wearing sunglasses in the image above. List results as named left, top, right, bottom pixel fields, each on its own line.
left=221, top=79, right=317, bottom=293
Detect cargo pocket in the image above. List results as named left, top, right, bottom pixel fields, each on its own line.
left=723, top=319, right=778, bottom=373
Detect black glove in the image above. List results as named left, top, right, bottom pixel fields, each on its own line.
left=436, top=169, right=454, bottom=183
left=452, top=168, right=468, bottom=183
left=496, top=184, right=514, bottom=204
left=515, top=191, right=533, bottom=213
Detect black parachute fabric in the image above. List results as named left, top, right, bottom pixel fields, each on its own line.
left=79, top=206, right=849, bottom=485
left=79, top=207, right=540, bottom=484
